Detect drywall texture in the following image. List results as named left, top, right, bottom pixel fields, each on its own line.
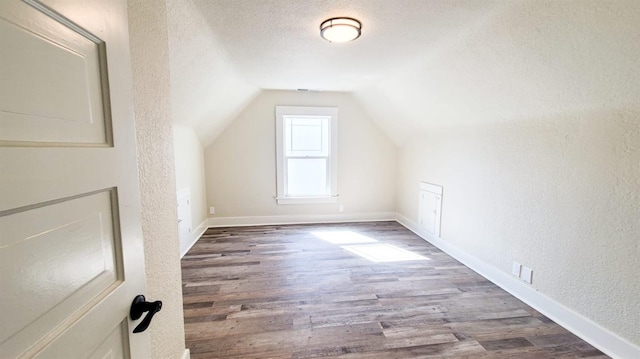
left=354, top=1, right=640, bottom=145
left=189, top=0, right=500, bottom=92
left=127, top=1, right=186, bottom=358
left=205, top=90, right=396, bottom=219
left=391, top=0, right=640, bottom=346
left=396, top=111, right=640, bottom=346
left=173, top=125, right=207, bottom=230
left=166, top=0, right=259, bottom=146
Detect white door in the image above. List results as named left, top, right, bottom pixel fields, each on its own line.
left=176, top=188, right=192, bottom=257
left=0, top=0, right=150, bottom=357
left=418, top=182, right=443, bottom=237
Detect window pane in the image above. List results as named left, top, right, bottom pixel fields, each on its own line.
left=291, top=119, right=322, bottom=151
left=285, top=116, right=329, bottom=157
left=287, top=158, right=328, bottom=196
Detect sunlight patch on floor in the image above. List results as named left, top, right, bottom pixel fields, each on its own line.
left=341, top=243, right=429, bottom=262
left=312, top=231, right=378, bottom=244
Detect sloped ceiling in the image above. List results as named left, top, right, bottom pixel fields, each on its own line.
left=167, top=0, right=260, bottom=146
left=169, top=0, right=640, bottom=146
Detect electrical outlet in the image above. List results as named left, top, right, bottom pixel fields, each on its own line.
left=209, top=207, right=216, bottom=215
left=512, top=262, right=522, bottom=277
left=521, top=266, right=533, bottom=284
left=339, top=205, right=344, bottom=212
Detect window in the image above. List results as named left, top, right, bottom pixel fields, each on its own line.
left=275, top=106, right=338, bottom=204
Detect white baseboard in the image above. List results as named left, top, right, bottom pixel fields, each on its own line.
left=180, top=219, right=207, bottom=258
left=207, top=212, right=396, bottom=227
left=180, top=348, right=190, bottom=359
left=395, top=213, right=640, bottom=359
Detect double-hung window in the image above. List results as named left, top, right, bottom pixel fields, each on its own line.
left=275, top=106, right=338, bottom=204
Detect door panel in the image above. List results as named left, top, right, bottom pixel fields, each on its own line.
left=87, top=322, right=128, bottom=359
left=0, top=0, right=149, bottom=357
left=0, top=190, right=121, bottom=355
left=418, top=182, right=443, bottom=237
left=177, top=189, right=192, bottom=255
left=0, top=2, right=109, bottom=145
left=419, top=191, right=438, bottom=233
left=35, top=319, right=130, bottom=359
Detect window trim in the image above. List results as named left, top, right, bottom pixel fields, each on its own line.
left=275, top=106, right=338, bottom=205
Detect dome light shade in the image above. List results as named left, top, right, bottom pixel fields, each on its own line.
left=320, top=17, right=362, bottom=43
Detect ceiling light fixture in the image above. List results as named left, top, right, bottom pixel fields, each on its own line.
left=320, top=17, right=362, bottom=43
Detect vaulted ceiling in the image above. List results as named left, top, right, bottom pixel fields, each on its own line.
left=167, top=0, right=640, bottom=146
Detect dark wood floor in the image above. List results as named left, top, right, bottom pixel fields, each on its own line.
left=181, top=222, right=607, bottom=358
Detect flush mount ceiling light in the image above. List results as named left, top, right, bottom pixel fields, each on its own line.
left=320, top=17, right=362, bottom=43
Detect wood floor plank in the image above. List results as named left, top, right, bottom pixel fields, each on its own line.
left=182, top=222, right=608, bottom=358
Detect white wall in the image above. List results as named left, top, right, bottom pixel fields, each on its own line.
left=396, top=109, right=640, bottom=347
left=387, top=1, right=640, bottom=349
left=205, top=90, right=397, bottom=221
left=127, top=1, right=186, bottom=358
left=173, top=125, right=208, bottom=233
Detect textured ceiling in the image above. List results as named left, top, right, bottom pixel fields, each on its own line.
left=174, top=0, right=640, bottom=146
left=191, top=0, right=503, bottom=91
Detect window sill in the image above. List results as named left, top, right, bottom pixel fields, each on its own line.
left=276, top=196, right=339, bottom=205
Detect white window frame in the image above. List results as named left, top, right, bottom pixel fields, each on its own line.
left=275, top=106, right=338, bottom=205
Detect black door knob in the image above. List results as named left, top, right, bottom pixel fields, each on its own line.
left=130, top=295, right=162, bottom=333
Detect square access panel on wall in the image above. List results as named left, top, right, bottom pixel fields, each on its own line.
left=419, top=182, right=443, bottom=238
